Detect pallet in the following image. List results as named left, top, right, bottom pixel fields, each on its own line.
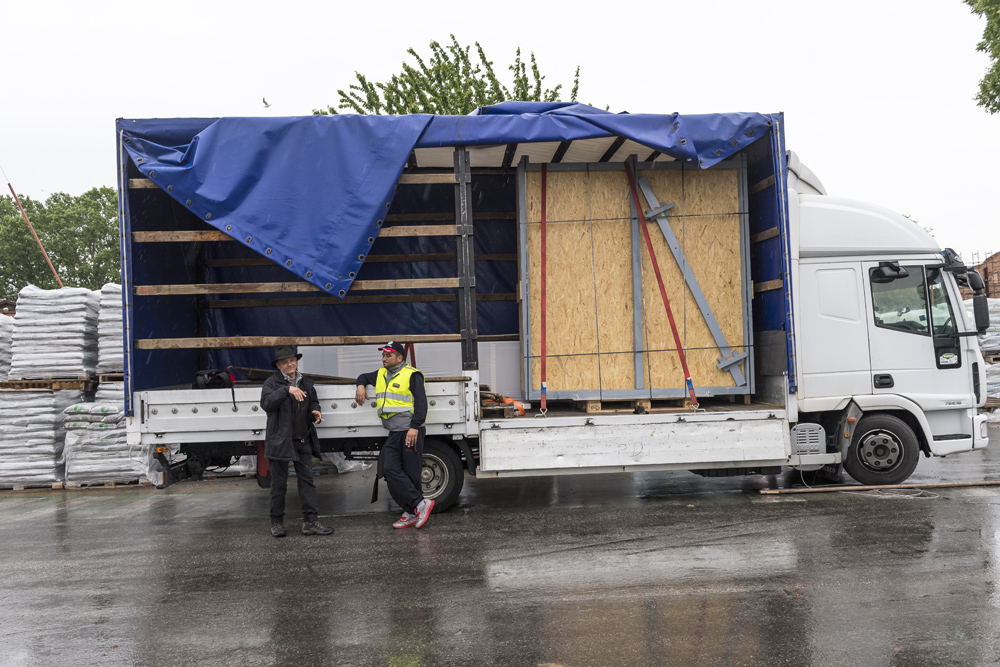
left=64, top=479, right=152, bottom=490
left=0, top=481, right=65, bottom=492
left=98, top=373, right=125, bottom=384
left=0, top=378, right=96, bottom=391
left=574, top=398, right=697, bottom=413
left=984, top=354, right=1000, bottom=365
left=986, top=397, right=1000, bottom=410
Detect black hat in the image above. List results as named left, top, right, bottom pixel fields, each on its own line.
left=378, top=341, right=406, bottom=356
left=271, top=345, right=303, bottom=367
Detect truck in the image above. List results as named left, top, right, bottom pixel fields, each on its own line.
left=115, top=103, right=993, bottom=511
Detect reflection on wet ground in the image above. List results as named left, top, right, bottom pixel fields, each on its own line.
left=1, top=425, right=999, bottom=666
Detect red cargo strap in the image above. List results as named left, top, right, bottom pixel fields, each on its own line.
left=540, top=164, right=548, bottom=414
left=623, top=162, right=699, bottom=409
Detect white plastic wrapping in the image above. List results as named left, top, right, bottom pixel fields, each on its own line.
left=986, top=363, right=1000, bottom=399
left=96, top=284, right=124, bottom=374
left=0, top=390, right=84, bottom=485
left=61, top=391, right=145, bottom=484
left=8, top=286, right=99, bottom=380
left=965, top=297, right=1000, bottom=354
left=0, top=315, right=12, bottom=381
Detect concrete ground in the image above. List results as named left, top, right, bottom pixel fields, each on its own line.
left=2, top=425, right=1000, bottom=666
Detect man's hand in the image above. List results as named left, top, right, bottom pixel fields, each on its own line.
left=312, top=410, right=322, bottom=424
left=289, top=386, right=307, bottom=402
left=355, top=385, right=367, bottom=404
left=405, top=427, right=418, bottom=447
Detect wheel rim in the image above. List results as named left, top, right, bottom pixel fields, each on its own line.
left=421, top=453, right=449, bottom=500
left=856, top=429, right=904, bottom=472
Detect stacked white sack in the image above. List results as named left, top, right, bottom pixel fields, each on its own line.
left=96, top=284, right=124, bottom=374
left=986, top=363, right=1000, bottom=399
left=8, top=286, right=99, bottom=380
left=0, top=390, right=83, bottom=485
left=62, top=382, right=144, bottom=484
left=966, top=298, right=1000, bottom=354
left=0, top=315, right=12, bottom=381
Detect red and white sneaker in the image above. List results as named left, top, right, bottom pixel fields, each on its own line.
left=392, top=513, right=418, bottom=529
left=415, top=499, right=435, bottom=529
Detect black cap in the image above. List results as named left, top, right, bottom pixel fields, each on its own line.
left=271, top=345, right=302, bottom=367
left=378, top=341, right=406, bottom=356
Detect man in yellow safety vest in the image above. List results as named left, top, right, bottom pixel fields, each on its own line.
left=355, top=341, right=434, bottom=528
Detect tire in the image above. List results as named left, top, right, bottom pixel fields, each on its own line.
left=387, top=439, right=464, bottom=513
left=843, top=414, right=919, bottom=485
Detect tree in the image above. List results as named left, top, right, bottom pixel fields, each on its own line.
left=0, top=187, right=120, bottom=299
left=966, top=0, right=1000, bottom=113
left=314, top=35, right=580, bottom=116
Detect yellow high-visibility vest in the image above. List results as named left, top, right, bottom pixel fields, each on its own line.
left=375, top=365, right=421, bottom=418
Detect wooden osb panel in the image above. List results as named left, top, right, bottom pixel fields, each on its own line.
left=679, top=214, right=744, bottom=362
left=523, top=165, right=746, bottom=394
left=525, top=171, right=590, bottom=223
left=680, top=169, right=739, bottom=215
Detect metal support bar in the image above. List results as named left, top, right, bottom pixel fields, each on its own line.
left=636, top=176, right=748, bottom=387
left=629, top=191, right=645, bottom=390
left=454, top=147, right=478, bottom=371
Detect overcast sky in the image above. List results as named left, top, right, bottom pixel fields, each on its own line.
left=1, top=0, right=996, bottom=262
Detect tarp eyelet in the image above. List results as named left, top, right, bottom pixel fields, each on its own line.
left=149, top=170, right=156, bottom=177
left=285, top=260, right=292, bottom=267
left=246, top=236, right=252, bottom=243
left=339, top=290, right=346, bottom=297
left=306, top=271, right=312, bottom=278
left=265, top=248, right=272, bottom=255
left=205, top=213, right=212, bottom=220
left=325, top=283, right=333, bottom=290
left=358, top=254, right=365, bottom=261
left=349, top=272, right=356, bottom=278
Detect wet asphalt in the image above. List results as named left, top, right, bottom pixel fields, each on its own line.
left=3, top=425, right=1000, bottom=666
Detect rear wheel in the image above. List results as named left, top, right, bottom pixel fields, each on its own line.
left=388, top=439, right=464, bottom=513
left=844, top=414, right=919, bottom=485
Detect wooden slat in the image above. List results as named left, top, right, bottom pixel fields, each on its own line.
left=203, top=253, right=516, bottom=268
left=748, top=174, right=775, bottom=195
left=129, top=178, right=159, bottom=189
left=753, top=279, right=784, bottom=294
left=749, top=227, right=780, bottom=244
left=205, top=292, right=515, bottom=309
left=386, top=212, right=515, bottom=222
left=378, top=225, right=457, bottom=237
left=135, top=277, right=461, bottom=296
left=397, top=173, right=456, bottom=184
left=136, top=334, right=465, bottom=349
left=134, top=230, right=232, bottom=243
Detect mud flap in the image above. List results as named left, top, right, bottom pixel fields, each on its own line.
left=256, top=440, right=270, bottom=489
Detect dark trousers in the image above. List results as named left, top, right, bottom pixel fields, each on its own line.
left=383, top=427, right=424, bottom=515
left=268, top=439, right=319, bottom=522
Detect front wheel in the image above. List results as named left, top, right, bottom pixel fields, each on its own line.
left=388, top=439, right=465, bottom=513
left=844, top=414, right=919, bottom=485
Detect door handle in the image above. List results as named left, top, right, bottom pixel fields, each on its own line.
left=874, top=374, right=894, bottom=389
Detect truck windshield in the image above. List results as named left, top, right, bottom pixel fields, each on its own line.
left=870, top=267, right=927, bottom=334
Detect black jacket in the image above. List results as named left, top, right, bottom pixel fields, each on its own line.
left=260, top=371, right=321, bottom=462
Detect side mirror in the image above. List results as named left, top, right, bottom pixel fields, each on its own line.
left=973, top=293, right=990, bottom=333
left=872, top=262, right=910, bottom=283
left=968, top=270, right=985, bottom=292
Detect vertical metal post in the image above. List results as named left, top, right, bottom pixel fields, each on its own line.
left=517, top=156, right=531, bottom=398
left=453, top=146, right=478, bottom=371
left=117, top=130, right=135, bottom=416
left=629, top=158, right=645, bottom=390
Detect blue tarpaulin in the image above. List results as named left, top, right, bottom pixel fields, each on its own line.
left=119, top=103, right=773, bottom=298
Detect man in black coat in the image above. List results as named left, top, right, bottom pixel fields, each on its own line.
left=260, top=346, right=334, bottom=538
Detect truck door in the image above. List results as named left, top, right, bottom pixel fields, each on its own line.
left=864, top=262, right=972, bottom=438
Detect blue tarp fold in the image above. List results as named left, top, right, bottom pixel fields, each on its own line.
left=120, top=104, right=772, bottom=297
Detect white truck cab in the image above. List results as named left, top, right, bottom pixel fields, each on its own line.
left=788, top=152, right=990, bottom=484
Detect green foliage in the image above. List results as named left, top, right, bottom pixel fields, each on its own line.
left=314, top=35, right=580, bottom=116
left=966, top=0, right=1000, bottom=113
left=0, top=187, right=119, bottom=299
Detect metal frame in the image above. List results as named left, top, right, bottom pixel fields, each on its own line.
left=452, top=147, right=479, bottom=372
left=117, top=131, right=135, bottom=417
left=517, top=158, right=754, bottom=401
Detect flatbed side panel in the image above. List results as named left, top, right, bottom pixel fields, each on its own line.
left=479, top=417, right=789, bottom=472
left=135, top=382, right=468, bottom=443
